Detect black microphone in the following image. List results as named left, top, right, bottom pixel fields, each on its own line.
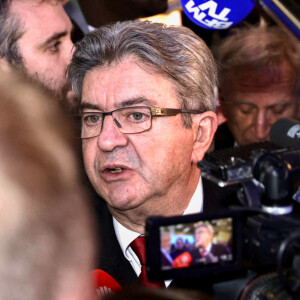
left=270, top=118, right=300, bottom=149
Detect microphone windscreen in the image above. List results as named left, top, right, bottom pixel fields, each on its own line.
left=91, top=269, right=122, bottom=294
left=181, top=0, right=256, bottom=30
left=172, top=251, right=192, bottom=268
left=270, top=118, right=300, bottom=149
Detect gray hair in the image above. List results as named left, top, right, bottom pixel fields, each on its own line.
left=0, top=1, right=23, bottom=66
left=215, top=21, right=300, bottom=98
left=194, top=222, right=214, bottom=235
left=68, top=20, right=218, bottom=120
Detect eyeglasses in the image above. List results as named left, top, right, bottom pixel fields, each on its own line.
left=74, top=106, right=204, bottom=139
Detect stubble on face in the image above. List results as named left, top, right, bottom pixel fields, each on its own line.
left=9, top=0, right=76, bottom=113
left=13, top=62, right=78, bottom=113
left=30, top=70, right=78, bottom=113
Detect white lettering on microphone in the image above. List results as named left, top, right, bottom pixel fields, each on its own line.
left=287, top=124, right=300, bottom=138
left=185, top=0, right=233, bottom=29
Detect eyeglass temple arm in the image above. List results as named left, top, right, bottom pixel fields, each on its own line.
left=151, top=108, right=204, bottom=116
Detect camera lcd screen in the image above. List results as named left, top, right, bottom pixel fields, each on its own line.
left=160, top=217, right=233, bottom=270
left=145, top=211, right=242, bottom=281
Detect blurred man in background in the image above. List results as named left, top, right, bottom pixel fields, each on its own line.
left=189, top=223, right=229, bottom=265
left=0, top=70, right=96, bottom=300
left=214, top=21, right=300, bottom=149
left=160, top=231, right=174, bottom=267
left=0, top=0, right=75, bottom=111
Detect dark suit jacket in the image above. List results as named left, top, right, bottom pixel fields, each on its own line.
left=93, top=196, right=139, bottom=287
left=189, top=244, right=230, bottom=265
left=161, top=251, right=173, bottom=267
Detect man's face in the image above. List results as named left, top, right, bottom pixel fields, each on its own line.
left=161, top=234, right=171, bottom=251
left=221, top=61, right=298, bottom=146
left=175, top=238, right=184, bottom=250
left=194, top=226, right=212, bottom=249
left=10, top=0, right=74, bottom=104
left=81, top=56, right=201, bottom=216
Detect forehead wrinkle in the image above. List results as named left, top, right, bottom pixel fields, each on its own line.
left=115, top=97, right=155, bottom=109
left=81, top=96, right=157, bottom=112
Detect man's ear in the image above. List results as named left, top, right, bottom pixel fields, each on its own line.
left=191, top=111, right=217, bottom=164
left=0, top=58, right=12, bottom=72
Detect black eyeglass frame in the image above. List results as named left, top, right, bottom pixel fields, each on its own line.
left=75, top=106, right=205, bottom=139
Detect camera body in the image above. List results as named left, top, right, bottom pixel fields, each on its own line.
left=145, top=142, right=300, bottom=299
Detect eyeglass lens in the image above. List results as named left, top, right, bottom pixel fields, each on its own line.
left=80, top=106, right=152, bottom=138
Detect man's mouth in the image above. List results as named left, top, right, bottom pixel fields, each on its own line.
left=107, top=167, right=124, bottom=174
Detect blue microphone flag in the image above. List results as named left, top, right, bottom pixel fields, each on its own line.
left=181, top=0, right=256, bottom=30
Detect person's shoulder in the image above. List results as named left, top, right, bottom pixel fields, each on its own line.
left=211, top=243, right=229, bottom=254
left=188, top=247, right=200, bottom=257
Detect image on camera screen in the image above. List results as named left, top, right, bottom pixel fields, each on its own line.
left=159, top=217, right=233, bottom=270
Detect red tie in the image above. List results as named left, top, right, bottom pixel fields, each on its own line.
left=201, top=248, right=206, bottom=258
left=130, top=236, right=164, bottom=288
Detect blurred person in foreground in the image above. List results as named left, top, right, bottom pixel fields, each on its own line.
left=105, top=285, right=214, bottom=300
left=214, top=21, right=300, bottom=149
left=0, top=0, right=75, bottom=112
left=0, top=69, right=96, bottom=300
left=67, top=20, right=218, bottom=287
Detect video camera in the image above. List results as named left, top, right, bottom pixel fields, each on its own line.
left=145, top=141, right=300, bottom=300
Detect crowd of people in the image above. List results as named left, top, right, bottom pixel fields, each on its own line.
left=0, top=0, right=299, bottom=299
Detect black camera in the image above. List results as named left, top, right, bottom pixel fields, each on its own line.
left=145, top=142, right=300, bottom=300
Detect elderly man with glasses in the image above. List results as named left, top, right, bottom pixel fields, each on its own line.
left=68, top=20, right=218, bottom=288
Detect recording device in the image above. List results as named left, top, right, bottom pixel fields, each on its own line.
left=270, top=118, right=300, bottom=149
left=145, top=140, right=300, bottom=299
left=146, top=210, right=243, bottom=280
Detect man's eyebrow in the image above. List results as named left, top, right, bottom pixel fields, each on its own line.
left=80, top=97, right=155, bottom=111
left=39, top=31, right=69, bottom=49
left=116, top=97, right=154, bottom=108
left=80, top=102, right=101, bottom=111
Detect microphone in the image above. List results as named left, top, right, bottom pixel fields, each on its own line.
left=91, top=269, right=122, bottom=298
left=180, top=0, right=256, bottom=30
left=270, top=118, right=300, bottom=149
left=172, top=252, right=193, bottom=268
left=258, top=0, right=300, bottom=39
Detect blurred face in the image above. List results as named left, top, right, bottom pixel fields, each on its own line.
left=81, top=56, right=204, bottom=218
left=221, top=61, right=298, bottom=146
left=195, top=226, right=212, bottom=249
left=161, top=234, right=171, bottom=251
left=175, top=238, right=184, bottom=249
left=10, top=0, right=74, bottom=104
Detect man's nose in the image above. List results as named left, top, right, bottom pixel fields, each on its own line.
left=96, top=115, right=128, bottom=151
left=254, top=110, right=270, bottom=141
